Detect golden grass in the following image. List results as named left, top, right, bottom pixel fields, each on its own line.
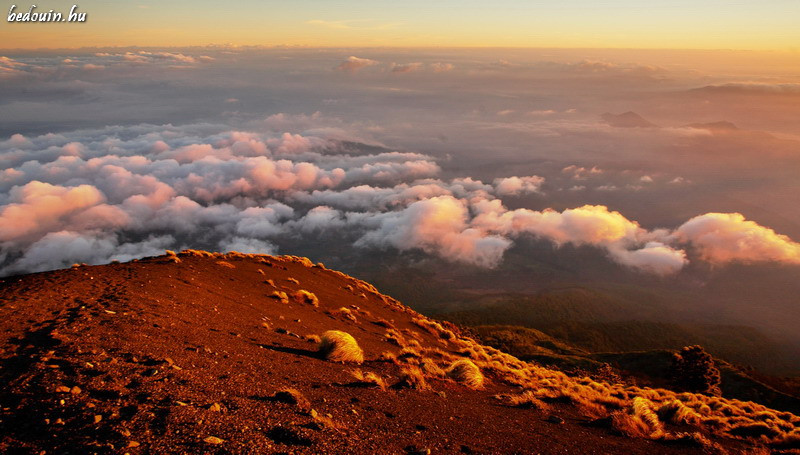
left=446, top=359, right=484, bottom=389
left=269, top=291, right=289, bottom=304
left=349, top=369, right=387, bottom=391
left=292, top=290, right=319, bottom=307
left=394, top=366, right=430, bottom=391
left=332, top=307, right=357, bottom=322
left=271, top=388, right=311, bottom=412
left=318, top=330, right=364, bottom=364
left=494, top=391, right=551, bottom=411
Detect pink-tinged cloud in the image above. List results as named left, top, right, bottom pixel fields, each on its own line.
left=391, top=62, right=423, bottom=73
left=430, top=62, right=454, bottom=73
left=608, top=242, right=688, bottom=276
left=675, top=212, right=800, bottom=264
left=355, top=196, right=511, bottom=268
left=0, top=182, right=106, bottom=242
left=493, top=176, right=545, bottom=196
left=335, top=56, right=379, bottom=72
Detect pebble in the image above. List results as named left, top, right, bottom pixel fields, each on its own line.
left=204, top=436, right=224, bottom=444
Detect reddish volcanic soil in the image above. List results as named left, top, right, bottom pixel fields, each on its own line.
left=0, top=252, right=737, bottom=454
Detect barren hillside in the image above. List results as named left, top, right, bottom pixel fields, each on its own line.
left=0, top=251, right=796, bottom=454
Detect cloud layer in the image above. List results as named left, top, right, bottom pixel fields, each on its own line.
left=2, top=121, right=799, bottom=276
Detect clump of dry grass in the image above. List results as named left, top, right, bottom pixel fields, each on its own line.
left=348, top=369, right=387, bottom=390
left=269, top=291, right=289, bottom=304
left=373, top=318, right=395, bottom=329
left=331, top=307, right=357, bottom=322
left=277, top=255, right=314, bottom=267
left=729, top=421, right=781, bottom=439
left=396, top=347, right=423, bottom=365
left=318, top=330, right=364, bottom=364
left=611, top=397, right=664, bottom=439
left=293, top=290, right=319, bottom=307
left=378, top=351, right=397, bottom=363
left=304, top=334, right=321, bottom=344
left=658, top=399, right=702, bottom=426
left=271, top=388, right=311, bottom=412
left=494, top=391, right=551, bottom=411
left=418, top=358, right=447, bottom=378
left=215, top=260, right=236, bottom=269
left=265, top=279, right=275, bottom=287
left=287, top=277, right=300, bottom=284
left=384, top=329, right=407, bottom=347
left=179, top=249, right=216, bottom=257
left=393, top=366, right=430, bottom=391
left=412, top=317, right=457, bottom=341
left=446, top=359, right=484, bottom=389
left=164, top=250, right=182, bottom=263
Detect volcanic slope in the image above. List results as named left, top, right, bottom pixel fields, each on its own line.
left=0, top=251, right=797, bottom=454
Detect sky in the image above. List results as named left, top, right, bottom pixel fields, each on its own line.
left=2, top=0, right=800, bottom=50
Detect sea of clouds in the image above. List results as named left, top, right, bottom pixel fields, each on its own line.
left=1, top=48, right=799, bottom=276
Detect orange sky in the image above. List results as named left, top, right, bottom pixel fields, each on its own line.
left=3, top=0, right=800, bottom=50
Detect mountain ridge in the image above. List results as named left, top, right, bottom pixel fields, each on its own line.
left=0, top=251, right=796, bottom=454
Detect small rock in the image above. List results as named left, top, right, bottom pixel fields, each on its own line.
left=208, top=403, right=221, bottom=412
left=204, top=436, right=224, bottom=445
left=70, top=386, right=81, bottom=395
left=94, top=415, right=103, bottom=424
left=126, top=441, right=140, bottom=448
left=55, top=386, right=71, bottom=393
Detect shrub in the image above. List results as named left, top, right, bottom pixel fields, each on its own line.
left=419, top=358, right=446, bottom=378
left=658, top=400, right=702, bottom=426
left=348, top=369, right=387, bottom=390
left=373, top=319, right=395, bottom=329
left=269, top=291, right=289, bottom=304
left=378, top=351, right=397, bottom=363
left=494, top=391, right=551, bottom=411
left=318, top=330, right=364, bottom=363
left=293, top=290, right=319, bottom=307
left=446, top=359, right=484, bottom=389
left=670, top=345, right=721, bottom=396
left=611, top=398, right=664, bottom=439
left=393, top=366, right=429, bottom=391
left=332, top=307, right=357, bottom=322
left=271, top=388, right=311, bottom=412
